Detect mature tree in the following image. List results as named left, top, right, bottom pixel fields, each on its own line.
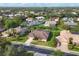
left=3, top=17, right=22, bottom=29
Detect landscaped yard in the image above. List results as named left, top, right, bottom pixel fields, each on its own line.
left=3, top=35, right=28, bottom=43
left=68, top=44, right=79, bottom=52
left=31, top=28, right=61, bottom=47
left=0, top=22, right=62, bottom=48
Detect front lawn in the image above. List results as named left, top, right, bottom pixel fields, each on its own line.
left=31, top=28, right=61, bottom=47
left=1, top=24, right=61, bottom=48
left=68, top=44, right=79, bottom=52
left=3, top=35, right=28, bottom=43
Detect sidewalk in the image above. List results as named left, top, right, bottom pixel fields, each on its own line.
left=11, top=41, right=79, bottom=56
left=31, top=44, right=79, bottom=55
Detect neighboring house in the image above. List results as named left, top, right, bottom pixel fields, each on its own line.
left=35, top=16, right=45, bottom=21
left=62, top=17, right=74, bottom=22
left=25, top=17, right=44, bottom=26
left=62, top=17, right=77, bottom=27
left=18, top=11, right=24, bottom=16
left=1, top=10, right=4, bottom=12
left=77, top=17, right=79, bottom=21
left=0, top=22, right=4, bottom=33
left=1, top=28, right=12, bottom=37
left=44, top=20, right=57, bottom=27
left=71, top=12, right=77, bottom=15
left=28, top=30, right=50, bottom=42
left=51, top=17, right=59, bottom=22
left=14, top=13, right=21, bottom=16
left=44, top=17, right=59, bottom=27
left=21, top=20, right=44, bottom=27
left=8, top=14, right=14, bottom=19
left=56, top=30, right=79, bottom=51
left=30, top=11, right=35, bottom=14
left=14, top=26, right=28, bottom=36
left=27, top=20, right=44, bottom=26
left=64, top=21, right=77, bottom=26
left=3, top=13, right=14, bottom=19
left=26, top=18, right=33, bottom=22
left=62, top=17, right=68, bottom=22
left=0, top=27, right=4, bottom=33
left=0, top=16, right=3, bottom=20
left=1, top=26, right=28, bottom=37
left=1, top=32, right=9, bottom=37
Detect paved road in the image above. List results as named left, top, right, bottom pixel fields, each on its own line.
left=11, top=41, right=78, bottom=56
left=12, top=44, right=52, bottom=56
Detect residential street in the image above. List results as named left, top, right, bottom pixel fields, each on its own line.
left=11, top=41, right=78, bottom=56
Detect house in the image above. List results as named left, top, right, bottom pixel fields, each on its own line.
left=62, top=17, right=68, bottom=22
left=14, top=13, right=21, bottom=16
left=51, top=17, right=59, bottom=22
left=8, top=14, right=14, bottom=19
left=30, top=11, right=35, bottom=14
left=64, top=21, right=77, bottom=26
left=62, top=17, right=74, bottom=21
left=71, top=12, right=77, bottom=15
left=44, top=20, right=57, bottom=27
left=1, top=28, right=12, bottom=37
left=44, top=17, right=59, bottom=27
left=1, top=32, right=9, bottom=37
left=0, top=22, right=4, bottom=33
left=28, top=30, right=50, bottom=42
left=63, top=17, right=77, bottom=27
left=14, top=26, right=28, bottom=36
left=77, top=17, right=79, bottom=21
left=0, top=16, right=3, bottom=20
left=25, top=17, right=44, bottom=26
left=35, top=16, right=45, bottom=21
left=21, top=19, right=44, bottom=27
left=1, top=10, right=4, bottom=12
left=44, top=17, right=58, bottom=27
left=56, top=30, right=79, bottom=51
left=1, top=26, right=28, bottom=37
left=0, top=27, right=4, bottom=33
left=28, top=20, right=44, bottom=26
left=3, top=13, right=14, bottom=19
left=26, top=18, right=33, bottom=22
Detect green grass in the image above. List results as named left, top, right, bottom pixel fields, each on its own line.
left=5, top=35, right=28, bottom=43
left=31, top=28, right=60, bottom=47
left=51, top=50, right=64, bottom=56
left=31, top=37, right=56, bottom=47
left=2, top=23, right=61, bottom=48
left=69, top=46, right=79, bottom=52
left=68, top=44, right=79, bottom=52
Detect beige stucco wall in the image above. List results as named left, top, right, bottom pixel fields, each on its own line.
left=56, top=30, right=79, bottom=51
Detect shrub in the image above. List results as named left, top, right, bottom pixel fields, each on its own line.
left=68, top=44, right=74, bottom=50
left=51, top=50, right=64, bottom=56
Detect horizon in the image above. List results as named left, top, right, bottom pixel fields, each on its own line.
left=0, top=3, right=79, bottom=7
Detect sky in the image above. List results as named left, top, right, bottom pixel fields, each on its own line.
left=0, top=3, right=79, bottom=7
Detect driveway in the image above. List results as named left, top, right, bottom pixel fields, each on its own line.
left=25, top=37, right=34, bottom=46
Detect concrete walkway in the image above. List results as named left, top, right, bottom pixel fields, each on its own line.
left=25, top=37, right=34, bottom=46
